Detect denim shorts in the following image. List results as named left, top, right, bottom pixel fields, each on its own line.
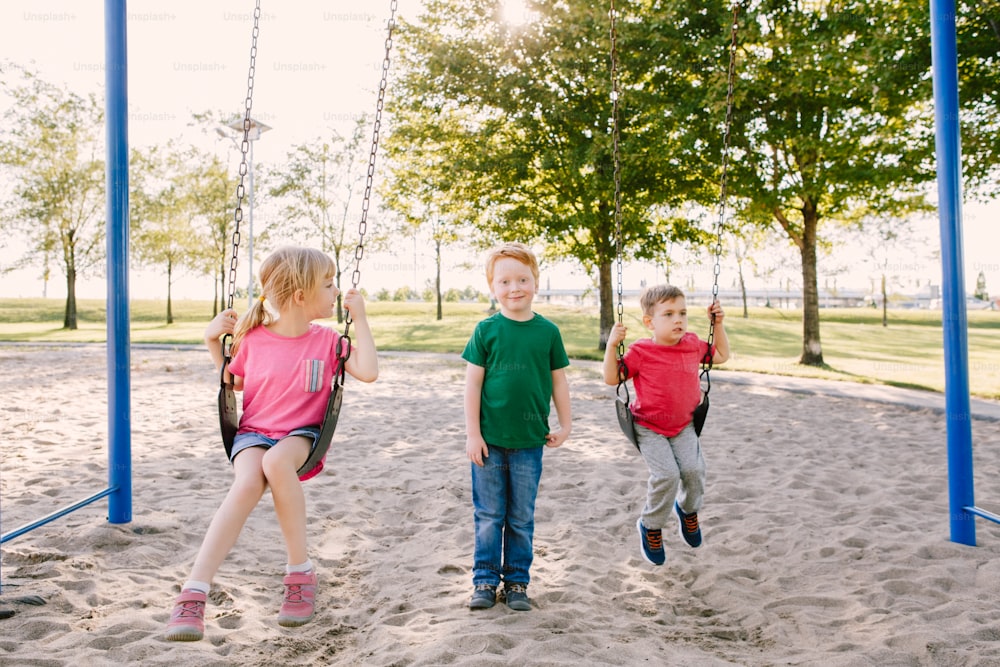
left=230, top=426, right=321, bottom=462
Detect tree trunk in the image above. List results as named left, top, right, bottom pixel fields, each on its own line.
left=64, top=267, right=78, bottom=330
left=881, top=273, right=888, bottom=327
left=336, top=267, right=344, bottom=323
left=598, top=257, right=613, bottom=351
left=435, top=238, right=443, bottom=321
left=738, top=263, right=749, bottom=318
left=217, top=259, right=225, bottom=316
left=166, top=260, right=174, bottom=325
left=799, top=205, right=823, bottom=366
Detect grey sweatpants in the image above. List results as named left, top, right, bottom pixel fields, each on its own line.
left=635, top=422, right=706, bottom=530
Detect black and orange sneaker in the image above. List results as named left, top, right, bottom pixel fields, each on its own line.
left=675, top=502, right=702, bottom=548
left=636, top=518, right=665, bottom=565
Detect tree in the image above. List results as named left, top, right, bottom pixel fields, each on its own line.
left=131, top=142, right=227, bottom=322
left=189, top=150, right=238, bottom=316
left=267, top=119, right=375, bottom=322
left=390, top=0, right=709, bottom=349
left=0, top=64, right=105, bottom=329
left=382, top=124, right=468, bottom=320
left=649, top=0, right=946, bottom=365
left=957, top=0, right=1000, bottom=197
left=974, top=270, right=989, bottom=301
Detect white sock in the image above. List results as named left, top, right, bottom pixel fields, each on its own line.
left=182, top=580, right=210, bottom=594
left=286, top=559, right=313, bottom=574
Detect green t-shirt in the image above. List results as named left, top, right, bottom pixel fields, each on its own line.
left=462, top=312, right=570, bottom=449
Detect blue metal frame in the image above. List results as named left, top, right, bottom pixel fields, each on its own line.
left=930, top=0, right=996, bottom=546
left=104, top=0, right=132, bottom=525
left=1, top=0, right=131, bottom=546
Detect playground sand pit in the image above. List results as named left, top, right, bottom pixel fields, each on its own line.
left=2, top=344, right=1000, bottom=666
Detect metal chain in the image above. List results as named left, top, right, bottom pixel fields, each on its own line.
left=609, top=1, right=625, bottom=368
left=704, top=2, right=740, bottom=368
left=226, top=0, right=261, bottom=315
left=345, top=0, right=398, bottom=335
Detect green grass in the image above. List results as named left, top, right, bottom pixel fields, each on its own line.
left=1, top=298, right=998, bottom=399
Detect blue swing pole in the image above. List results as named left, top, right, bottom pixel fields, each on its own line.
left=929, top=0, right=975, bottom=546
left=105, top=0, right=132, bottom=525
left=0, top=0, right=131, bottom=547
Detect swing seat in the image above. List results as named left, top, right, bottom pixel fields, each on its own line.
left=218, top=379, right=343, bottom=482
left=691, top=392, right=709, bottom=437
left=615, top=377, right=640, bottom=451
left=296, top=382, right=342, bottom=480
left=219, top=378, right=239, bottom=461
left=691, top=357, right=712, bottom=437
left=219, top=336, right=349, bottom=482
left=616, top=397, right=638, bottom=450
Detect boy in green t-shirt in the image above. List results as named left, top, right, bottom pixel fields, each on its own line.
left=462, top=242, right=572, bottom=611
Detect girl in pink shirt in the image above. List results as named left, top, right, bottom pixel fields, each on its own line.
left=166, top=247, right=378, bottom=641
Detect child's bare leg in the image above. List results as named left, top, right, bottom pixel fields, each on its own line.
left=263, top=435, right=312, bottom=567
left=188, top=447, right=269, bottom=584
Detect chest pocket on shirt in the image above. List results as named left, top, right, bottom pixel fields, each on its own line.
left=303, top=359, right=325, bottom=393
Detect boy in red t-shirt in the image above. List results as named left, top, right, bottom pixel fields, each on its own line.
left=602, top=285, right=729, bottom=565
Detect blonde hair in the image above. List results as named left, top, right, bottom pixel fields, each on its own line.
left=640, top=284, right=686, bottom=315
left=485, top=242, right=540, bottom=285
left=231, top=246, right=336, bottom=356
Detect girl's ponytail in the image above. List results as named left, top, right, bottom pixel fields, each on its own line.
left=231, top=294, right=272, bottom=358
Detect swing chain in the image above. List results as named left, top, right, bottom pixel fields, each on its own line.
left=609, top=1, right=627, bottom=380
left=220, top=0, right=261, bottom=366
left=346, top=0, right=398, bottom=337
left=226, top=0, right=261, bottom=316
left=705, top=2, right=740, bottom=363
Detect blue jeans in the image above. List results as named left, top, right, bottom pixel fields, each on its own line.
left=471, top=444, right=544, bottom=587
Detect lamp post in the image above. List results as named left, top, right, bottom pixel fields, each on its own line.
left=218, top=117, right=272, bottom=309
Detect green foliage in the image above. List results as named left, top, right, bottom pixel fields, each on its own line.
left=975, top=270, right=990, bottom=300
left=956, top=0, right=1000, bottom=196
left=0, top=63, right=106, bottom=329
left=642, top=0, right=944, bottom=365
left=266, top=118, right=381, bottom=322
left=389, top=0, right=709, bottom=345
left=393, top=286, right=418, bottom=301
left=130, top=142, right=229, bottom=322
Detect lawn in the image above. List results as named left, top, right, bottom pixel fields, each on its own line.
left=0, top=298, right=998, bottom=399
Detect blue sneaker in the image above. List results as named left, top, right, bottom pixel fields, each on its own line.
left=675, top=502, right=702, bottom=548
left=504, top=583, right=530, bottom=611
left=636, top=518, right=665, bottom=565
left=469, top=584, right=496, bottom=610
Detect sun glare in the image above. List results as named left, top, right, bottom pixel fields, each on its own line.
left=501, top=0, right=536, bottom=27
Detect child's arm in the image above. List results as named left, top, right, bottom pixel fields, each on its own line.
left=707, top=301, right=730, bottom=364
left=602, top=322, right=628, bottom=385
left=546, top=368, right=572, bottom=448
left=342, top=288, right=379, bottom=383
left=205, top=309, right=243, bottom=390
left=204, top=308, right=237, bottom=371
left=464, top=363, right=489, bottom=466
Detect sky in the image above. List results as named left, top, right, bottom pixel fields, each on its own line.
left=0, top=0, right=997, bottom=304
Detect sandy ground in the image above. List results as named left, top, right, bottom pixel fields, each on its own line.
left=1, top=344, right=1000, bottom=666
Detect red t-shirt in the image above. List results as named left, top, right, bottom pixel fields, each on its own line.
left=621, top=333, right=712, bottom=437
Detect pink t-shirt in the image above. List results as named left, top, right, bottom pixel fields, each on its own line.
left=621, top=333, right=712, bottom=437
left=228, top=323, right=346, bottom=440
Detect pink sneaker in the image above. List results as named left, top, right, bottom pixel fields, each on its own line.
left=278, top=570, right=317, bottom=627
left=165, top=589, right=206, bottom=641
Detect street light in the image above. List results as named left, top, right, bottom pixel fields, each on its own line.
left=217, top=117, right=272, bottom=309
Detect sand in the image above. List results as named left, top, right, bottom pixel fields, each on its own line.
left=1, top=343, right=1000, bottom=666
